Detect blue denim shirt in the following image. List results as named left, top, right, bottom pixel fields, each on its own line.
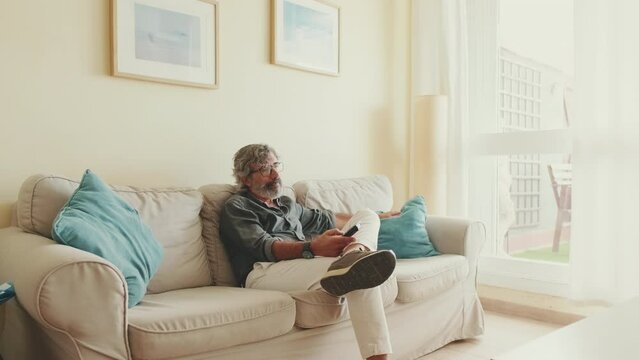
left=220, top=189, right=336, bottom=286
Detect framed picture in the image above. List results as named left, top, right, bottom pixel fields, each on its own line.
left=271, top=0, right=340, bottom=76
left=111, top=0, right=218, bottom=89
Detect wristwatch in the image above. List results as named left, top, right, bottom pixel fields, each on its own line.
left=302, top=241, right=315, bottom=259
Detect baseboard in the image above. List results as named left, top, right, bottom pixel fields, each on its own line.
left=478, top=284, right=609, bottom=326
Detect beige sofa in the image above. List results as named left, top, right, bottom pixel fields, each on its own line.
left=0, top=174, right=485, bottom=360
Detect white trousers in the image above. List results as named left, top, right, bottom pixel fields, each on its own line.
left=245, top=209, right=392, bottom=359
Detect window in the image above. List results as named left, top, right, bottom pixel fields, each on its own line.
left=468, top=0, right=573, bottom=296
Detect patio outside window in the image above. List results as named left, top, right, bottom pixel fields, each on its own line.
left=468, top=0, right=574, bottom=295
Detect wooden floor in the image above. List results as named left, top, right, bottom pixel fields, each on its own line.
left=417, top=311, right=562, bottom=360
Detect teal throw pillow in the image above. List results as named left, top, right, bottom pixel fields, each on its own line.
left=51, top=169, right=164, bottom=308
left=377, top=195, right=439, bottom=259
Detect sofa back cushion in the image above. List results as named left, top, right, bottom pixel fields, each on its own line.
left=198, top=184, right=296, bottom=287
left=16, top=174, right=211, bottom=294
left=293, top=175, right=393, bottom=213
left=199, top=184, right=238, bottom=287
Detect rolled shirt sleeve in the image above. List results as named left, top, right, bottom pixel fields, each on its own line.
left=220, top=191, right=338, bottom=286
left=296, top=202, right=336, bottom=235
left=221, top=199, right=279, bottom=262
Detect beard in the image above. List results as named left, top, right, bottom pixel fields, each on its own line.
left=254, top=177, right=282, bottom=199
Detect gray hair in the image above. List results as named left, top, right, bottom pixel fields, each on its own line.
left=232, top=144, right=279, bottom=187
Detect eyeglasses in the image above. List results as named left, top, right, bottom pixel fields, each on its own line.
left=250, top=162, right=283, bottom=177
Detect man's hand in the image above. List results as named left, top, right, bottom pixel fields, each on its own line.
left=378, top=211, right=400, bottom=219
left=310, top=228, right=355, bottom=257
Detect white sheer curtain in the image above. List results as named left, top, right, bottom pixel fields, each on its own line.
left=412, top=0, right=469, bottom=217
left=571, top=0, right=639, bottom=302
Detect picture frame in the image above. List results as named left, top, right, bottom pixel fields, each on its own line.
left=111, top=0, right=219, bottom=89
left=271, top=0, right=340, bottom=76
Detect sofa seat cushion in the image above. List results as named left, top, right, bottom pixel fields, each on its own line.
left=128, top=287, right=296, bottom=359
left=289, top=273, right=398, bottom=329
left=395, top=254, right=468, bottom=303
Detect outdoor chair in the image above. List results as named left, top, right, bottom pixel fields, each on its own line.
left=547, top=163, right=572, bottom=252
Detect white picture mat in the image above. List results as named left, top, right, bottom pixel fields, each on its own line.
left=114, top=0, right=216, bottom=87
left=273, top=0, right=339, bottom=75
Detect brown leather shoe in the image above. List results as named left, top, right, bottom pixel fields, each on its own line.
left=320, top=250, right=396, bottom=297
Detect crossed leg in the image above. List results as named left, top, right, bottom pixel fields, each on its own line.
left=245, top=209, right=392, bottom=359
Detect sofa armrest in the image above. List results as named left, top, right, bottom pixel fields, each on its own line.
left=427, top=216, right=485, bottom=257
left=426, top=216, right=486, bottom=277
left=426, top=216, right=487, bottom=337
left=0, top=227, right=131, bottom=360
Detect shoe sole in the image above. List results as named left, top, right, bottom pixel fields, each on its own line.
left=320, top=251, right=396, bottom=297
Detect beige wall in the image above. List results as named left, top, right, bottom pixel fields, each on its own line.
left=0, top=0, right=411, bottom=228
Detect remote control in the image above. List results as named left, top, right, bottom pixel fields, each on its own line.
left=343, top=223, right=360, bottom=237
left=0, top=281, right=16, bottom=305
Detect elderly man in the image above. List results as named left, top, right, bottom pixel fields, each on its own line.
left=220, top=144, right=397, bottom=360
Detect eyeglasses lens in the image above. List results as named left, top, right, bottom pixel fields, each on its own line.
left=260, top=162, right=282, bottom=176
